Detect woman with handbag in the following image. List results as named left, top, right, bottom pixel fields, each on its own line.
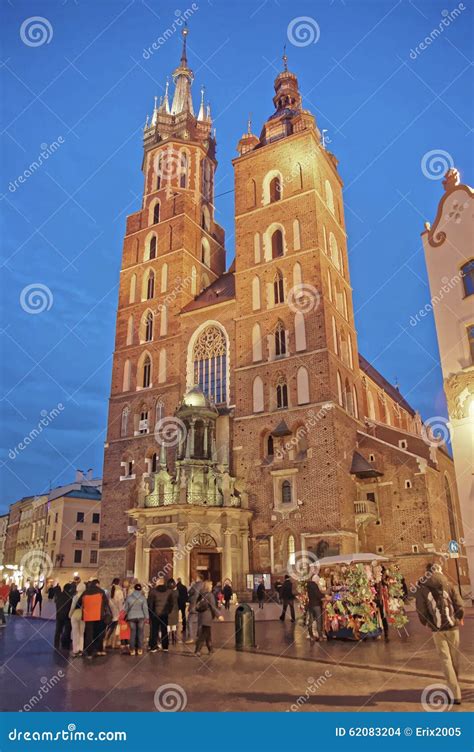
left=195, top=580, right=224, bottom=657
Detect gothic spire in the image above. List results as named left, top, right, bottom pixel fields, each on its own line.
left=159, top=79, right=171, bottom=114
left=197, top=85, right=206, bottom=121
left=151, top=95, right=159, bottom=126
left=171, top=25, right=195, bottom=116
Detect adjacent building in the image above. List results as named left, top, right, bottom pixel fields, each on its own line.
left=422, top=168, right=474, bottom=588
left=97, top=31, right=469, bottom=593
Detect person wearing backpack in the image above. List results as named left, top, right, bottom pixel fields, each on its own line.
left=77, top=579, right=110, bottom=659
left=194, top=580, right=224, bottom=656
left=416, top=563, right=464, bottom=705
left=148, top=576, right=173, bottom=652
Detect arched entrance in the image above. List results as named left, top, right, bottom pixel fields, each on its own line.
left=148, top=534, right=174, bottom=583
left=189, top=533, right=221, bottom=584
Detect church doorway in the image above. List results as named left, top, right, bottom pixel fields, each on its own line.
left=189, top=533, right=221, bottom=584
left=148, top=533, right=174, bottom=583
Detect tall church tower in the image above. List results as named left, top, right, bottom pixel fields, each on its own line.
left=99, top=29, right=231, bottom=582
left=232, top=54, right=362, bottom=572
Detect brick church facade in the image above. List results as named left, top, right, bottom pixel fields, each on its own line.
left=98, top=30, right=469, bottom=593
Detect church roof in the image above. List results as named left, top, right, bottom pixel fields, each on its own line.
left=181, top=271, right=235, bottom=313
left=350, top=451, right=383, bottom=478
left=358, top=354, right=416, bottom=416
left=271, top=420, right=292, bottom=437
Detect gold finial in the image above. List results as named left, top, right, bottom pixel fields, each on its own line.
left=282, top=44, right=288, bottom=72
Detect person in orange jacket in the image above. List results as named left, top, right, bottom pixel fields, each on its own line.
left=77, top=579, right=110, bottom=659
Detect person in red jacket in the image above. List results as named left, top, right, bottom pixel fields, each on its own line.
left=77, top=579, right=109, bottom=659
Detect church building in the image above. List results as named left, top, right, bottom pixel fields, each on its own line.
left=98, top=29, right=469, bottom=593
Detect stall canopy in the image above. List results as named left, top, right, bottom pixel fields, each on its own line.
left=316, top=553, right=388, bottom=566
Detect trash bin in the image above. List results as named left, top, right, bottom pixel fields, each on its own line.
left=235, top=603, right=256, bottom=650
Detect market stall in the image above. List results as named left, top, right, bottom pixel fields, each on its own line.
left=311, top=554, right=409, bottom=641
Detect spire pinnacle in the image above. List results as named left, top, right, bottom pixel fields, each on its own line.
left=282, top=44, right=288, bottom=72
left=171, top=24, right=194, bottom=116
left=151, top=95, right=159, bottom=126
left=181, top=24, right=189, bottom=65
left=198, top=85, right=206, bottom=120
left=247, top=113, right=252, bottom=134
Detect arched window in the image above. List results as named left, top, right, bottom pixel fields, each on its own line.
left=294, top=311, right=306, bottom=352
left=332, top=316, right=339, bottom=354
left=353, top=386, right=359, bottom=419
left=293, top=261, right=302, bottom=289
left=180, top=151, right=189, bottom=188
left=287, top=534, right=296, bottom=564
left=267, top=435, right=274, bottom=457
left=148, top=235, right=157, bottom=260
left=276, top=376, right=288, bottom=408
left=271, top=229, right=284, bottom=259
left=296, top=162, right=303, bottom=190
left=253, top=376, right=264, bottom=413
left=461, top=259, right=474, bottom=297
left=275, top=321, right=286, bottom=357
left=325, top=179, right=335, bottom=214
left=159, top=304, right=167, bottom=336
left=151, top=452, right=158, bottom=473
left=121, top=406, right=130, bottom=437
left=252, top=323, right=263, bottom=361
left=323, top=225, right=328, bottom=254
left=192, top=325, right=227, bottom=403
left=123, top=359, right=131, bottom=392
left=153, top=203, right=160, bottom=225
left=142, top=355, right=151, bottom=388
left=293, top=219, right=301, bottom=250
left=252, top=276, right=261, bottom=311
left=158, top=349, right=166, bottom=383
left=297, top=366, right=310, bottom=404
left=444, top=475, right=457, bottom=540
left=336, top=371, right=343, bottom=406
left=191, top=266, right=197, bottom=295
left=129, top=274, right=137, bottom=304
left=144, top=270, right=154, bottom=300
left=254, top=233, right=261, bottom=264
left=202, top=160, right=212, bottom=201
left=282, top=481, right=292, bottom=504
left=126, top=315, right=134, bottom=346
left=367, top=391, right=376, bottom=420
left=201, top=204, right=211, bottom=231
left=201, top=238, right=211, bottom=267
left=274, top=270, right=284, bottom=304
left=345, top=378, right=353, bottom=415
left=155, top=398, right=164, bottom=427
left=156, top=153, right=163, bottom=190
left=246, top=178, right=256, bottom=208
left=327, top=269, right=333, bottom=302
left=161, top=263, right=168, bottom=293
left=145, top=311, right=153, bottom=342
left=348, top=333, right=354, bottom=368
left=329, top=233, right=339, bottom=269
left=269, top=176, right=281, bottom=203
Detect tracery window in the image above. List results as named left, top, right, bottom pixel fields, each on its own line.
left=192, top=325, right=227, bottom=404
left=282, top=480, right=292, bottom=504
left=274, top=269, right=284, bottom=304
left=276, top=375, right=288, bottom=408
left=275, top=321, right=287, bottom=357
left=287, top=534, right=296, bottom=565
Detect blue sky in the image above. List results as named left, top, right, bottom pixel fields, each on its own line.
left=1, top=0, right=473, bottom=512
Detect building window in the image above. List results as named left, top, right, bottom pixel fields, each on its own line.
left=273, top=270, right=284, bottom=304
left=142, top=355, right=151, bottom=388
left=192, top=325, right=227, bottom=404
left=74, top=550, right=82, bottom=564
left=405, top=480, right=412, bottom=489
left=325, top=179, right=335, bottom=214
left=55, top=513, right=58, bottom=523
left=153, top=203, right=160, bottom=225
left=149, top=236, right=157, bottom=260
left=127, top=460, right=134, bottom=477
left=275, top=322, right=287, bottom=357
left=267, top=435, right=274, bottom=457
left=145, top=311, right=153, bottom=342
left=399, top=439, right=408, bottom=450
left=276, top=377, right=288, bottom=409
left=90, top=550, right=98, bottom=564
left=282, top=480, right=292, bottom=504
left=76, top=512, right=84, bottom=523
left=288, top=534, right=296, bottom=566
left=146, top=271, right=155, bottom=300
left=271, top=229, right=284, bottom=259
left=269, top=176, right=281, bottom=203
left=75, top=530, right=83, bottom=541
left=92, top=513, right=100, bottom=524
left=461, top=259, right=474, bottom=297
left=156, top=154, right=162, bottom=189
left=151, top=452, right=158, bottom=473
left=180, top=152, right=188, bottom=188
left=139, top=410, right=149, bottom=434
left=52, top=531, right=56, bottom=541
left=468, top=324, right=474, bottom=363
left=91, top=532, right=98, bottom=541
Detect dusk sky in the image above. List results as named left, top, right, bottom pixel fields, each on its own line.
left=1, top=0, right=473, bottom=513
